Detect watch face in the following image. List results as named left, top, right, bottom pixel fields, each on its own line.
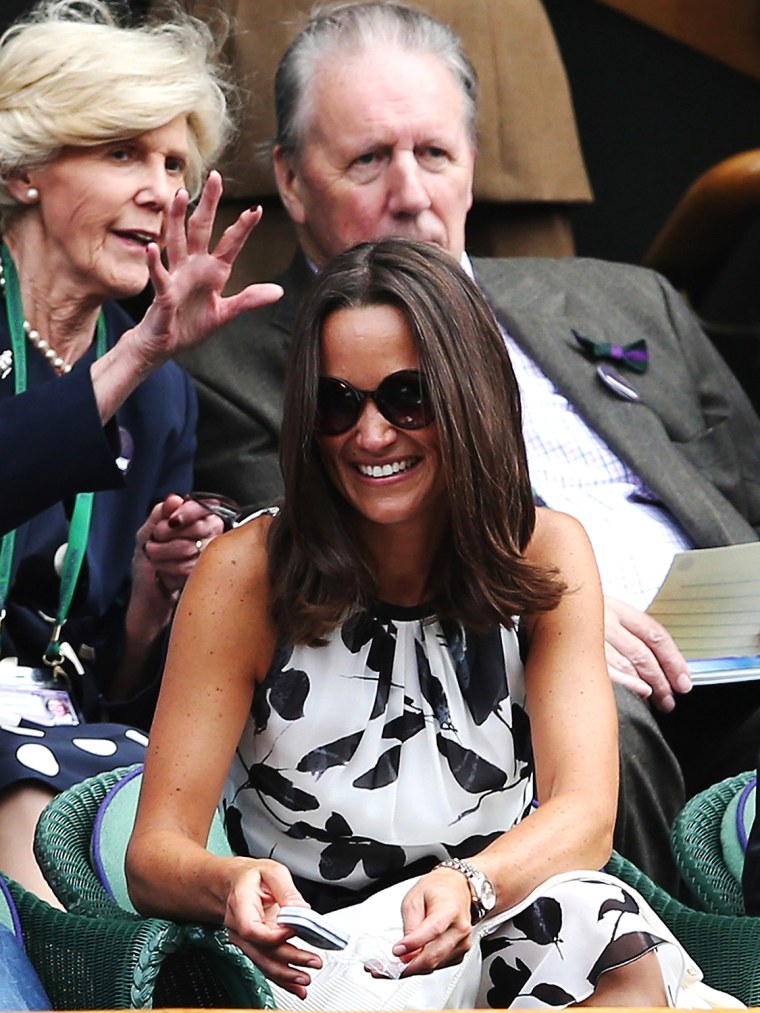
left=479, top=876, right=496, bottom=910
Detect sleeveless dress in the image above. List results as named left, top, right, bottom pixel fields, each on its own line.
left=222, top=603, right=717, bottom=1010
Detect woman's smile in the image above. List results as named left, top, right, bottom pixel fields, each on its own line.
left=355, top=455, right=421, bottom=479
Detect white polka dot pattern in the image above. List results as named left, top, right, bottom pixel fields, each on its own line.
left=16, top=743, right=60, bottom=776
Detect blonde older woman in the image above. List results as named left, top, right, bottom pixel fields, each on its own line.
left=0, top=0, right=281, bottom=902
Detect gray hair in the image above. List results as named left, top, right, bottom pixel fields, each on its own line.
left=0, top=0, right=234, bottom=225
left=274, top=1, right=479, bottom=159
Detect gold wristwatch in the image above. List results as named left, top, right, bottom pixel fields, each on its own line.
left=434, top=857, right=496, bottom=923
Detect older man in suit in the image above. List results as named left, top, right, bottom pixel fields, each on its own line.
left=179, top=2, right=760, bottom=892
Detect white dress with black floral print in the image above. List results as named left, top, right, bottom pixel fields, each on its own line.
left=221, top=603, right=709, bottom=1009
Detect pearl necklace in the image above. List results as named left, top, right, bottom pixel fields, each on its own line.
left=0, top=257, right=72, bottom=375
left=22, top=319, right=72, bottom=374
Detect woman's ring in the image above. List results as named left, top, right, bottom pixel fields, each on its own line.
left=195, top=539, right=203, bottom=558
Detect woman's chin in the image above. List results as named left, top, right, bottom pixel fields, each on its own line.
left=103, top=270, right=151, bottom=303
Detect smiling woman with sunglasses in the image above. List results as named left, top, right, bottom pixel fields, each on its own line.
left=128, top=238, right=719, bottom=1010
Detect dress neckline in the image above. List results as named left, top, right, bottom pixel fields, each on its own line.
left=373, top=599, right=437, bottom=622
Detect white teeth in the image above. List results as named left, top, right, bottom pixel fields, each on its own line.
left=121, top=231, right=154, bottom=245
left=358, top=458, right=416, bottom=478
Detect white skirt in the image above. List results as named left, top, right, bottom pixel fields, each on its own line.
left=270, top=871, right=744, bottom=1010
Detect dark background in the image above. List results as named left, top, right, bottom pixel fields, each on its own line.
left=543, top=0, right=760, bottom=265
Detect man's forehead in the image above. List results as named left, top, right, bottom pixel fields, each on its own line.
left=305, top=48, right=472, bottom=148
left=312, top=115, right=466, bottom=153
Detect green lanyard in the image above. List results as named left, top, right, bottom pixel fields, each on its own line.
left=0, top=242, right=106, bottom=667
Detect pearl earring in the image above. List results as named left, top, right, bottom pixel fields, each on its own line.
left=25, top=187, right=39, bottom=203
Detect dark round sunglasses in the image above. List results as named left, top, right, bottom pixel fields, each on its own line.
left=315, top=369, right=434, bottom=436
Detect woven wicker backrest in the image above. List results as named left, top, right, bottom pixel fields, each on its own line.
left=606, top=849, right=760, bottom=1006
left=31, top=764, right=275, bottom=1008
left=0, top=872, right=22, bottom=938
left=670, top=770, right=755, bottom=915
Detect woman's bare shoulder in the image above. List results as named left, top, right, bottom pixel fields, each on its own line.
left=528, top=507, right=591, bottom=566
left=190, top=513, right=275, bottom=597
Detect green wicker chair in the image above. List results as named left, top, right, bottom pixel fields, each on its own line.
left=669, top=770, right=755, bottom=915
left=33, top=763, right=275, bottom=1009
left=607, top=849, right=760, bottom=1005
left=1, top=869, right=243, bottom=1009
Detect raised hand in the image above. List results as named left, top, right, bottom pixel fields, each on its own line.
left=128, top=170, right=284, bottom=369
left=91, top=171, right=284, bottom=424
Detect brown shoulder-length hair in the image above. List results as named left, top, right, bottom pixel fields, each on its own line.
left=268, top=238, right=565, bottom=643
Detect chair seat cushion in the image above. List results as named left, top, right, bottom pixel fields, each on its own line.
left=720, top=775, right=757, bottom=883
left=91, top=763, right=234, bottom=913
left=91, top=764, right=143, bottom=911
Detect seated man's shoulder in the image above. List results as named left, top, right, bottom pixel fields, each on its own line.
left=473, top=254, right=662, bottom=294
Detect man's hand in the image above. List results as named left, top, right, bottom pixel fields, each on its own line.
left=604, top=596, right=692, bottom=712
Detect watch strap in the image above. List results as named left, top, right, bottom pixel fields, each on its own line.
left=434, top=857, right=495, bottom=923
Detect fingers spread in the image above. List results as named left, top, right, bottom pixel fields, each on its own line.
left=218, top=284, right=284, bottom=325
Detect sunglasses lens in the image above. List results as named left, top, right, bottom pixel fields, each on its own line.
left=377, top=371, right=433, bottom=429
left=315, top=371, right=433, bottom=435
left=316, top=378, right=360, bottom=435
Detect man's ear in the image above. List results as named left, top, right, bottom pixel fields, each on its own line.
left=273, top=146, right=307, bottom=226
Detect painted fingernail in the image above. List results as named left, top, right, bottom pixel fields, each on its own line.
left=168, top=515, right=181, bottom=529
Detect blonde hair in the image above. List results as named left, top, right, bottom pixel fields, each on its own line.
left=0, top=0, right=233, bottom=223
